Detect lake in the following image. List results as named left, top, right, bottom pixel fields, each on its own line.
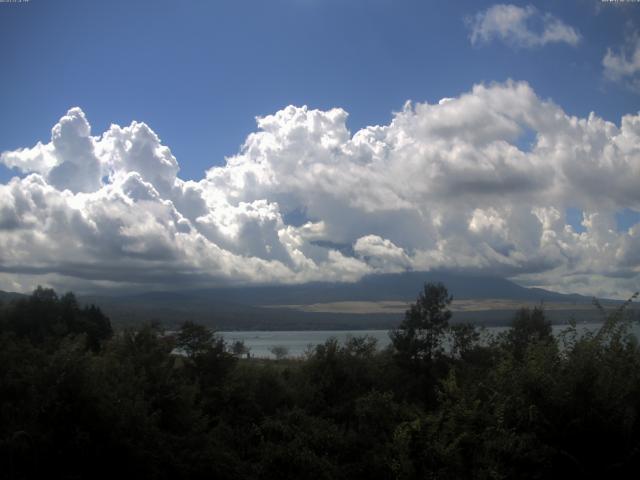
left=220, top=322, right=640, bottom=358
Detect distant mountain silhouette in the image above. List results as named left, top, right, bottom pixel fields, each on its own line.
left=0, top=272, right=612, bottom=330
left=0, top=290, right=25, bottom=303
left=145, top=270, right=590, bottom=305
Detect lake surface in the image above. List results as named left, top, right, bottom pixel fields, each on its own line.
left=221, top=330, right=393, bottom=358
left=221, top=323, right=640, bottom=359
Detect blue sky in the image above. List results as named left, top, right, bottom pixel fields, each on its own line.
left=1, top=0, right=637, bottom=179
left=1, top=0, right=640, bottom=296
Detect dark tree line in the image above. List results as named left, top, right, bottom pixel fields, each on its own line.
left=0, top=284, right=639, bottom=479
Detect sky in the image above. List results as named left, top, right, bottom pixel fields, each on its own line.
left=1, top=0, right=640, bottom=298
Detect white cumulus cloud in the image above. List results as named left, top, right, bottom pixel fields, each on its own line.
left=1, top=80, right=639, bottom=298
left=467, top=4, right=581, bottom=48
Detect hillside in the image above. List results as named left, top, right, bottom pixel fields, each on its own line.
left=77, top=272, right=617, bottom=330
left=1, top=272, right=628, bottom=330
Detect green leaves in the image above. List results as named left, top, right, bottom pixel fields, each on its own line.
left=2, top=285, right=640, bottom=478
left=391, top=282, right=453, bottom=364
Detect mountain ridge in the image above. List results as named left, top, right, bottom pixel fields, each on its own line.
left=103, top=271, right=593, bottom=305
left=2, top=271, right=615, bottom=330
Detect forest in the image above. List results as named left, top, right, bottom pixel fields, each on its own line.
left=1, top=283, right=640, bottom=479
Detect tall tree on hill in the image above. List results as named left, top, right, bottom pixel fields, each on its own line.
left=390, top=282, right=453, bottom=366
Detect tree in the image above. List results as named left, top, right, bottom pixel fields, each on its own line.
left=270, top=345, right=289, bottom=360
left=175, top=321, right=215, bottom=359
left=508, top=306, right=552, bottom=359
left=390, top=282, right=453, bottom=364
left=4, top=287, right=112, bottom=350
left=231, top=339, right=250, bottom=357
left=175, top=321, right=236, bottom=399
left=449, top=323, right=480, bottom=360
left=78, top=304, right=113, bottom=351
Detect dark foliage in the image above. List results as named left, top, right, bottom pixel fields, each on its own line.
left=0, top=284, right=639, bottom=479
left=1, top=287, right=112, bottom=351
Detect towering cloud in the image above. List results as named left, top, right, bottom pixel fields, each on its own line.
left=1, top=80, right=639, bottom=298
